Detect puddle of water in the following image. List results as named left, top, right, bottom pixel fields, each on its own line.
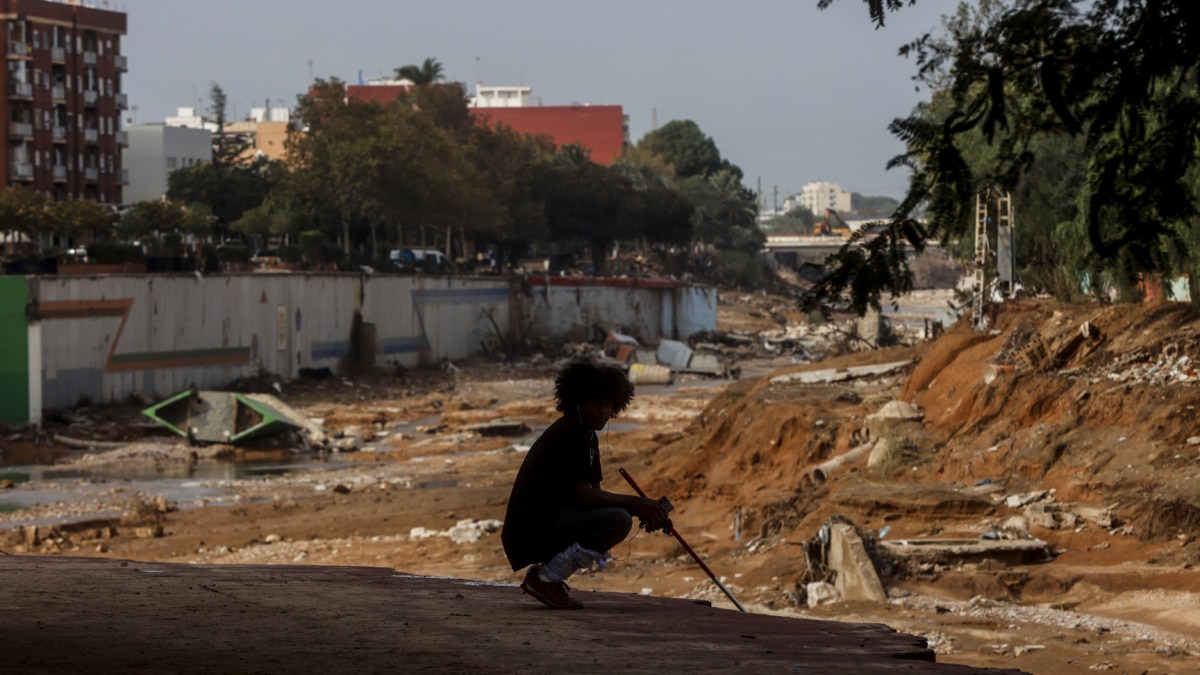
left=0, top=454, right=368, bottom=525
left=0, top=470, right=31, bottom=485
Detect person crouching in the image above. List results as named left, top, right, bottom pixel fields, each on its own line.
left=501, top=360, right=669, bottom=609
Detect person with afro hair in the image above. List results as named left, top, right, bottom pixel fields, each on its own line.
left=502, top=359, right=670, bottom=609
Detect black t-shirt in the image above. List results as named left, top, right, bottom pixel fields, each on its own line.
left=501, top=415, right=602, bottom=570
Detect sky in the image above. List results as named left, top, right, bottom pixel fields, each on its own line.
left=114, top=0, right=961, bottom=204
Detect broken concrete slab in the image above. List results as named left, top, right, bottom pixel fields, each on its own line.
left=880, top=538, right=1051, bottom=565
left=828, top=522, right=888, bottom=603
left=686, top=352, right=725, bottom=376
left=769, top=360, right=912, bottom=386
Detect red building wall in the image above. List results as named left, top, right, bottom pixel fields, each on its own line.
left=345, top=84, right=413, bottom=105
left=470, top=106, right=625, bottom=165
left=342, top=84, right=626, bottom=165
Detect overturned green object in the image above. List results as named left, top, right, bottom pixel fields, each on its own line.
left=142, top=390, right=301, bottom=444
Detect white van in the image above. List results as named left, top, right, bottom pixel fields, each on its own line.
left=390, top=248, right=449, bottom=266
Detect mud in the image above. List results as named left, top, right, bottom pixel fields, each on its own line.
left=3, top=295, right=1200, bottom=673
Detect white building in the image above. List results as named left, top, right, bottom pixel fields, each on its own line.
left=795, top=181, right=852, bottom=216
left=164, top=107, right=219, bottom=132
left=121, top=125, right=213, bottom=204
left=470, top=84, right=533, bottom=108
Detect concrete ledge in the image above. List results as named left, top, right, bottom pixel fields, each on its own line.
left=0, top=556, right=1023, bottom=673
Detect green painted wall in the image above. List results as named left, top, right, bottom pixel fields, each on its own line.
left=0, top=277, right=29, bottom=426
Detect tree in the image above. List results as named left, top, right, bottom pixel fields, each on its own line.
left=0, top=186, right=51, bottom=244
left=208, top=83, right=250, bottom=166
left=394, top=58, right=445, bottom=85
left=536, top=148, right=638, bottom=274
left=767, top=206, right=817, bottom=235
left=49, top=198, right=116, bottom=248
left=167, top=157, right=274, bottom=240
left=116, top=199, right=206, bottom=255
left=808, top=0, right=1200, bottom=312
left=637, top=120, right=724, bottom=179
left=284, top=79, right=392, bottom=257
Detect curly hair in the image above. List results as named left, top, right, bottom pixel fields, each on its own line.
left=554, top=360, right=635, bottom=414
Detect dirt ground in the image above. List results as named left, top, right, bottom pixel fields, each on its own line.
left=3, top=292, right=1200, bottom=674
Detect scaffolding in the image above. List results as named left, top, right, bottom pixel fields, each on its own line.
left=972, top=188, right=1014, bottom=331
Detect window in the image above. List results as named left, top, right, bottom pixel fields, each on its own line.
left=167, top=157, right=178, bottom=170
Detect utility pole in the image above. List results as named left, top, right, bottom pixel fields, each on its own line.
left=773, top=185, right=779, bottom=215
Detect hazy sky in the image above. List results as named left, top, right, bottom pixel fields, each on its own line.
left=117, top=0, right=960, bottom=202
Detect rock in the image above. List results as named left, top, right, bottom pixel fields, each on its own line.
left=1002, top=516, right=1030, bottom=533
left=134, top=526, right=163, bottom=539
left=22, top=525, right=39, bottom=546
left=806, top=581, right=838, bottom=607
left=1187, top=436, right=1200, bottom=446
left=335, top=436, right=362, bottom=452
left=0, top=478, right=14, bottom=489
left=332, top=484, right=350, bottom=495
left=264, top=534, right=282, bottom=544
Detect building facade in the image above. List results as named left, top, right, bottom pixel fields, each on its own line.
left=2, top=0, right=127, bottom=203
left=795, top=181, right=852, bottom=216
left=344, top=80, right=628, bottom=166
left=121, top=124, right=211, bottom=204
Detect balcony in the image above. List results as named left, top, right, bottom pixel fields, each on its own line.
left=7, top=81, right=33, bottom=98
left=83, top=90, right=98, bottom=105
left=84, top=167, right=99, bottom=182
left=84, top=128, right=99, bottom=143
left=114, top=92, right=128, bottom=109
left=51, top=46, right=65, bottom=62
left=114, top=54, right=127, bottom=71
left=117, top=168, right=128, bottom=184
left=53, top=126, right=67, bottom=141
left=53, top=165, right=67, bottom=181
left=116, top=130, right=128, bottom=146
left=10, top=162, right=34, bottom=179
left=83, top=51, right=97, bottom=65
left=8, top=42, right=28, bottom=57
left=52, top=85, right=65, bottom=100
left=8, top=121, right=33, bottom=138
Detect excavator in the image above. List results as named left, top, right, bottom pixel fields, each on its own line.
left=816, top=208, right=851, bottom=236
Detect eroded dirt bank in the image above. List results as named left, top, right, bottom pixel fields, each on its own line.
left=3, top=296, right=1200, bottom=674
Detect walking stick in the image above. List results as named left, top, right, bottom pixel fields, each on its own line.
left=619, top=467, right=747, bottom=613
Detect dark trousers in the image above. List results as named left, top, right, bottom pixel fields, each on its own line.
left=555, top=506, right=633, bottom=553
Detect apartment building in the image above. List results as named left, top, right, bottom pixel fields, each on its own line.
left=121, top=124, right=211, bottom=204
left=3, top=0, right=128, bottom=203
left=795, top=181, right=851, bottom=216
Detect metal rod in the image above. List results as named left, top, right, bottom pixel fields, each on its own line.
left=619, top=468, right=747, bottom=612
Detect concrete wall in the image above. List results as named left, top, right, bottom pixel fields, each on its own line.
left=514, top=276, right=717, bottom=344
left=23, top=274, right=511, bottom=418
left=0, top=273, right=715, bottom=424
